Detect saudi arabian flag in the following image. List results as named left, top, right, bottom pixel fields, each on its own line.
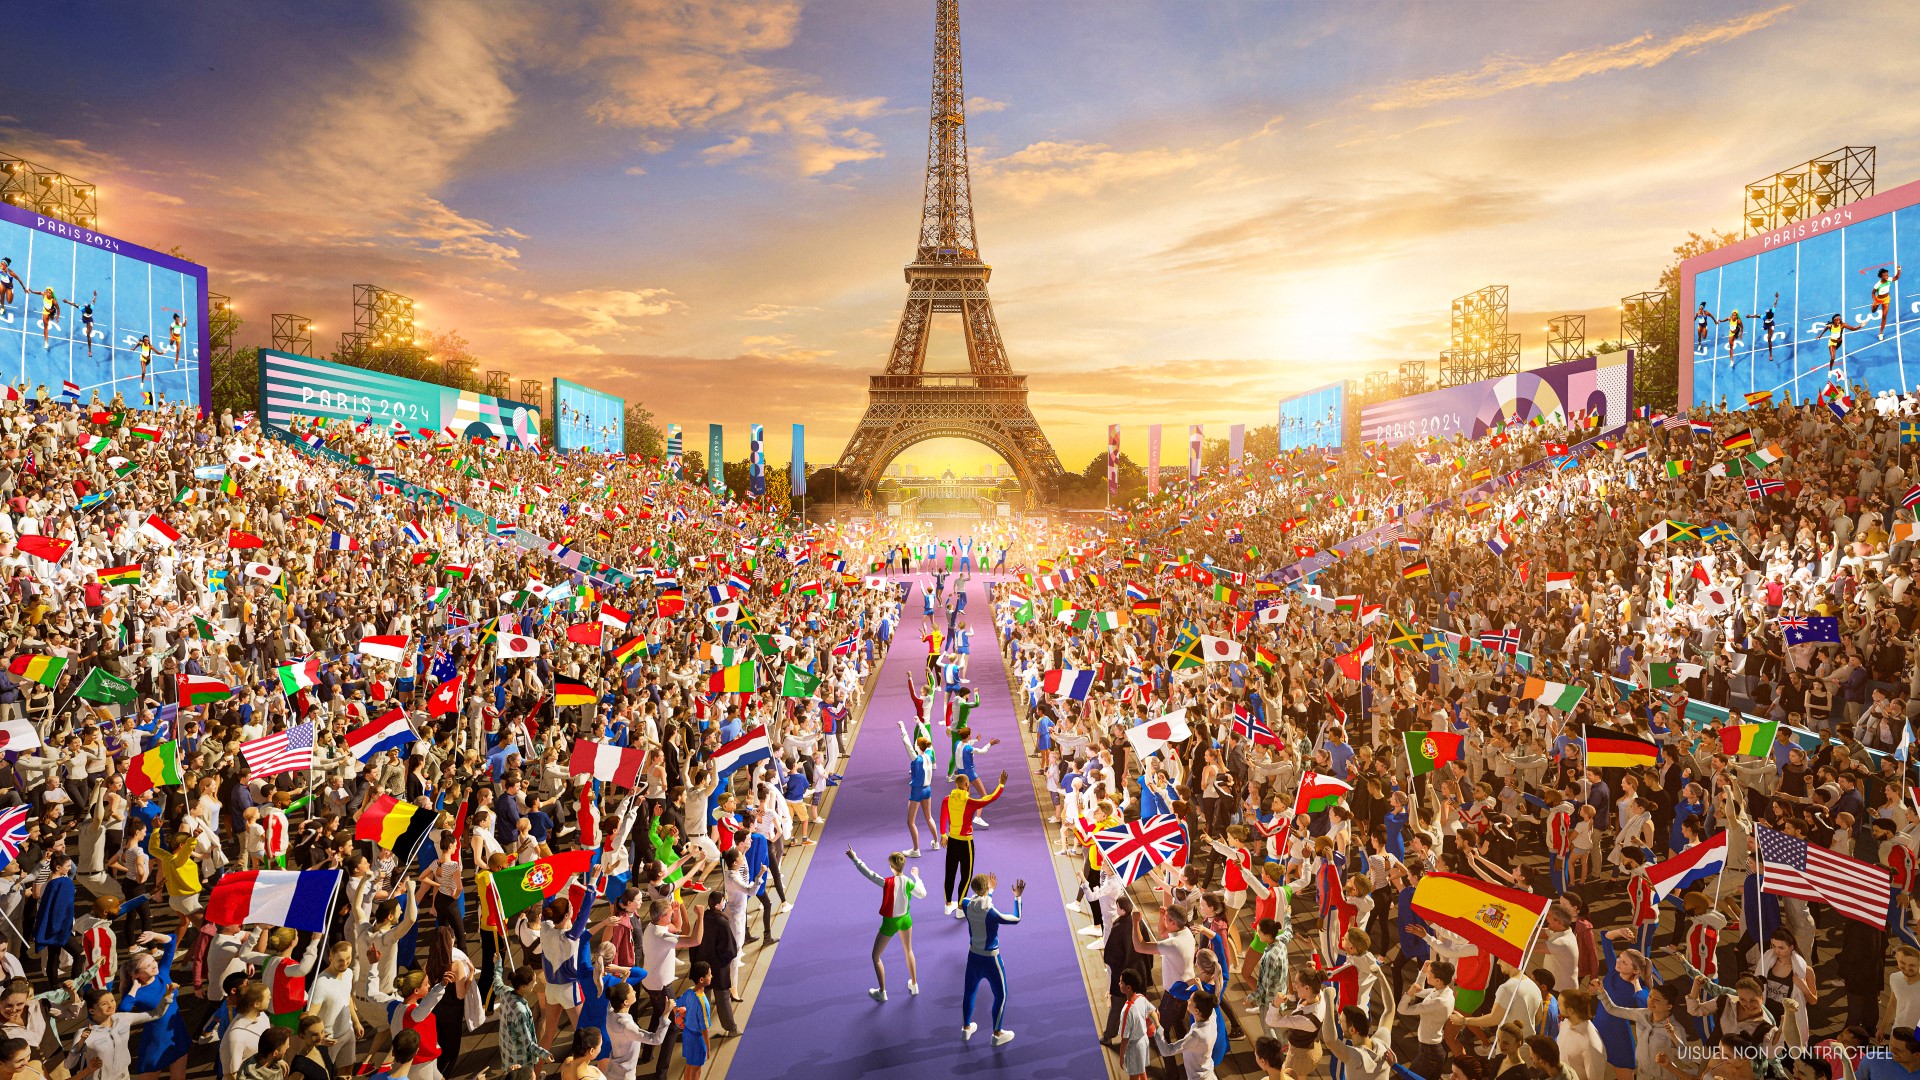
left=1522, top=677, right=1586, bottom=711
left=780, top=665, right=822, bottom=699
left=75, top=667, right=137, bottom=705
left=1012, top=595, right=1036, bottom=623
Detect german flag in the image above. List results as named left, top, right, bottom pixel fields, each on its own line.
left=1131, top=597, right=1163, bottom=616
left=1583, top=724, right=1659, bottom=768
left=554, top=679, right=595, bottom=707
left=303, top=513, right=327, bottom=530
left=1401, top=561, right=1430, bottom=580
left=353, top=794, right=434, bottom=857
left=1721, top=428, right=1755, bottom=452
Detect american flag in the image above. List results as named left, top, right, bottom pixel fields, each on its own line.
left=1755, top=823, right=1891, bottom=929
left=1660, top=413, right=1691, bottom=431
left=241, top=722, right=315, bottom=779
left=1092, top=814, right=1188, bottom=883
left=0, top=806, right=28, bottom=871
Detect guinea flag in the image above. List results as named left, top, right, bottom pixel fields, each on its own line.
left=1403, top=730, right=1465, bottom=776
left=7, top=655, right=67, bottom=688
left=125, top=741, right=183, bottom=795
left=709, top=660, right=757, bottom=694
left=1293, top=771, right=1352, bottom=818
left=1719, top=721, right=1779, bottom=757
left=487, top=849, right=595, bottom=922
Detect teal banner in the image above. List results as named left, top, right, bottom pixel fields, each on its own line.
left=708, top=424, right=725, bottom=494
left=791, top=424, right=806, bottom=497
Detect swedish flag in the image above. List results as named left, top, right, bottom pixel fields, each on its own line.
left=1903, top=421, right=1920, bottom=444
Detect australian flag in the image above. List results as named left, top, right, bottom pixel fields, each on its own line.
left=1780, top=615, right=1841, bottom=646
left=430, top=649, right=459, bottom=683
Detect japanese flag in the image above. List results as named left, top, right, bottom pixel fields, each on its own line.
left=705, top=602, right=741, bottom=624
left=497, top=633, right=541, bottom=660
left=1124, top=708, right=1192, bottom=758
left=1199, top=635, right=1243, bottom=662
left=245, top=562, right=283, bottom=583
left=1698, top=585, right=1735, bottom=614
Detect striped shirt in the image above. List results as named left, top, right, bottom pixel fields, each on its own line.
left=849, top=853, right=925, bottom=918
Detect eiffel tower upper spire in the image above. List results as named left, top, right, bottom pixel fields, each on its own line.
left=917, top=0, right=979, bottom=264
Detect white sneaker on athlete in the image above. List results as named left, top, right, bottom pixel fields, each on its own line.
left=974, top=818, right=989, bottom=828
left=962, top=1023, right=978, bottom=1041
left=905, top=848, right=922, bottom=858
left=992, top=1030, right=1016, bottom=1046
left=944, top=902, right=957, bottom=916
left=869, top=988, right=886, bottom=1002
left=1078, top=926, right=1100, bottom=937
left=1066, top=901, right=1086, bottom=914
left=780, top=902, right=793, bottom=914
left=909, top=981, right=920, bottom=996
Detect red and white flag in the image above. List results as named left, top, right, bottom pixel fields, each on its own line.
left=141, top=515, right=182, bottom=546
left=1543, top=572, right=1576, bottom=593
left=568, top=738, right=648, bottom=788
left=357, top=635, right=409, bottom=662
left=426, top=676, right=463, bottom=716
left=1198, top=635, right=1243, bottom=662
left=598, top=603, right=632, bottom=629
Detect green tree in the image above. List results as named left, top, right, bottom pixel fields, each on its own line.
left=623, top=402, right=665, bottom=459
left=1598, top=229, right=1740, bottom=412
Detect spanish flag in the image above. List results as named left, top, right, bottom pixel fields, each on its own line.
left=1583, top=724, right=1659, bottom=768
left=1409, top=872, right=1552, bottom=966
left=353, top=794, right=434, bottom=857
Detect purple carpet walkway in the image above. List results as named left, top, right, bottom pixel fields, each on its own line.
left=726, top=575, right=1108, bottom=1080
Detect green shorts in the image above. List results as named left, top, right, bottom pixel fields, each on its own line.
left=880, top=913, right=913, bottom=936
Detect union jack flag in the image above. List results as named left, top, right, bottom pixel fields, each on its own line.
left=1477, top=629, right=1521, bottom=654
left=1092, top=814, right=1188, bottom=883
left=0, top=806, right=27, bottom=871
left=1777, top=616, right=1809, bottom=631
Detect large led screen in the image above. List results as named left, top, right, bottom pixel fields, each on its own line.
left=553, top=377, right=625, bottom=453
left=258, top=348, right=542, bottom=450
left=1278, top=381, right=1347, bottom=453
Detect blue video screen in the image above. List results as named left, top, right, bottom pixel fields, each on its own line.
left=553, top=377, right=625, bottom=453
left=1278, top=381, right=1347, bottom=452
left=0, top=203, right=207, bottom=411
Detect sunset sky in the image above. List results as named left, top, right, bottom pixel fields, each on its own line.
left=6, top=0, right=1918, bottom=468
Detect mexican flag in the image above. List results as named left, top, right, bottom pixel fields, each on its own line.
left=1403, top=730, right=1466, bottom=776
left=1293, top=771, right=1352, bottom=818
left=1522, top=677, right=1586, bottom=711
left=486, top=849, right=595, bottom=924
left=780, top=665, right=821, bottom=699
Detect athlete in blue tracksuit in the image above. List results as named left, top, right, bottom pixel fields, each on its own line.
left=960, top=873, right=1024, bottom=1046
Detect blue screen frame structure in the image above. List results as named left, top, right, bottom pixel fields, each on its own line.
left=552, top=377, right=625, bottom=453
left=1682, top=176, right=1920, bottom=411
left=0, top=202, right=209, bottom=412
left=1278, top=381, right=1347, bottom=453
left=258, top=349, right=543, bottom=450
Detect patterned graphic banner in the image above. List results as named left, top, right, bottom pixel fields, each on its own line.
left=1147, top=424, right=1161, bottom=494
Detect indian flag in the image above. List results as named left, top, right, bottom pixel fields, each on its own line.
left=126, top=741, right=183, bottom=796
left=1523, top=677, right=1585, bottom=710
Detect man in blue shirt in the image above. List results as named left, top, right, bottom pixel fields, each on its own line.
left=960, top=873, right=1024, bottom=1046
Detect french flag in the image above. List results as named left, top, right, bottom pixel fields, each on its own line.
left=345, top=708, right=416, bottom=761
left=711, top=724, right=772, bottom=777
left=205, top=869, right=342, bottom=932
left=1645, top=831, right=1729, bottom=902
left=1042, top=666, right=1101, bottom=701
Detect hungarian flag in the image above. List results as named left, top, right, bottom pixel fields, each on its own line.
left=1409, top=872, right=1550, bottom=966
left=1403, top=730, right=1465, bottom=776
left=488, top=849, right=595, bottom=923
left=568, top=738, right=648, bottom=787
left=1293, top=771, right=1352, bottom=818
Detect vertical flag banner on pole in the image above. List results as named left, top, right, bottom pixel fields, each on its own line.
left=791, top=424, right=806, bottom=498
left=750, top=424, right=766, bottom=498
left=1229, top=423, right=1245, bottom=476
left=1189, top=424, right=1203, bottom=482
left=1148, top=424, right=1162, bottom=494
left=708, top=424, right=725, bottom=495
left=1107, top=424, right=1120, bottom=499
left=666, top=423, right=683, bottom=477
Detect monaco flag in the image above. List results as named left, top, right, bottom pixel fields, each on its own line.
left=357, top=635, right=409, bottom=663
left=568, top=738, right=649, bottom=788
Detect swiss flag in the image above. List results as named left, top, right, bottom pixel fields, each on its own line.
left=427, top=676, right=463, bottom=716
left=566, top=623, right=605, bottom=646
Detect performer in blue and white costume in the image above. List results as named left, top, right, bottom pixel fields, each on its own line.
left=960, top=872, right=1024, bottom=1047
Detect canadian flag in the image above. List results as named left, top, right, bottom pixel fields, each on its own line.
left=1124, top=708, right=1192, bottom=758
left=1199, top=636, right=1243, bottom=662
left=497, top=632, right=541, bottom=659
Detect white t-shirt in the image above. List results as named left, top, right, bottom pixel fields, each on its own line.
left=640, top=923, right=678, bottom=991
left=1891, top=969, right=1920, bottom=1030
left=1152, top=929, right=1195, bottom=991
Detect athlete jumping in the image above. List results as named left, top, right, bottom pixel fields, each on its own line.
left=1825, top=314, right=1846, bottom=370
left=846, top=847, right=925, bottom=1003
left=1872, top=265, right=1903, bottom=340
left=959, top=871, right=1024, bottom=1046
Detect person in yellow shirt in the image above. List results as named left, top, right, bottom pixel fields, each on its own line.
left=939, top=771, right=1006, bottom=917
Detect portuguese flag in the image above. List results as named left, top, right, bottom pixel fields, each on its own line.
left=487, top=848, right=595, bottom=923
left=1403, top=729, right=1465, bottom=776
left=126, top=741, right=183, bottom=796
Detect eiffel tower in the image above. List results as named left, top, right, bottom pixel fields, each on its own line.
left=833, top=0, right=1065, bottom=498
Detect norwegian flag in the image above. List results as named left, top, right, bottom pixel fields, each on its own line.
left=1743, top=476, right=1785, bottom=500
left=1092, top=814, right=1189, bottom=883
left=1231, top=704, right=1278, bottom=747
left=830, top=633, right=857, bottom=656
left=1477, top=629, right=1521, bottom=654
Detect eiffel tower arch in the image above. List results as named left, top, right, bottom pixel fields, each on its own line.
left=834, top=0, right=1065, bottom=499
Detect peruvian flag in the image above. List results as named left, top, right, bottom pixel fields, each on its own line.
left=356, top=635, right=409, bottom=662
left=568, top=738, right=648, bottom=788
left=427, top=676, right=463, bottom=716
left=1333, top=635, right=1375, bottom=680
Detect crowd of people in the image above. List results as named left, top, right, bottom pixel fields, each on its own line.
left=3, top=370, right=1920, bottom=1080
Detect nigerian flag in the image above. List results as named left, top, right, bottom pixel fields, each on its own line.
left=780, top=665, right=822, bottom=699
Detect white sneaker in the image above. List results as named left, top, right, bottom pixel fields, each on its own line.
left=954, top=905, right=967, bottom=919
left=780, top=902, right=793, bottom=914
left=869, top=988, right=886, bottom=1002
left=909, top=981, right=920, bottom=996
left=905, top=848, right=922, bottom=858
left=992, top=1030, right=1016, bottom=1046
left=1078, top=926, right=1100, bottom=937
left=944, top=902, right=957, bottom=915
left=1066, top=901, right=1086, bottom=913
left=962, top=1022, right=978, bottom=1041
left=1085, top=940, right=1103, bottom=951
left=975, top=818, right=990, bottom=828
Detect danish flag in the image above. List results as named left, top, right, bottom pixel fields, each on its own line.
left=1092, top=814, right=1188, bottom=883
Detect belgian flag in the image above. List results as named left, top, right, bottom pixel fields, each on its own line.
left=353, top=795, right=435, bottom=860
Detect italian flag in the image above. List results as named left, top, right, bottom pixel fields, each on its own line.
left=1522, top=677, right=1585, bottom=711
left=277, top=655, right=321, bottom=696
left=1294, top=771, right=1352, bottom=818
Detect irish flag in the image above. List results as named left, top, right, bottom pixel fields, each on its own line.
left=125, top=741, right=183, bottom=796
left=206, top=869, right=342, bottom=932
left=1293, top=771, right=1352, bottom=818
left=1522, top=678, right=1585, bottom=711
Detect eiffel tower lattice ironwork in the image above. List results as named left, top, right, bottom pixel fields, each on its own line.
left=833, top=0, right=1065, bottom=498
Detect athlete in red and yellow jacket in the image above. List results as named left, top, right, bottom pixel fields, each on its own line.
left=940, top=770, right=1006, bottom=915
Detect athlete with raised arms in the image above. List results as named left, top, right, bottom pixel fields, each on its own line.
left=960, top=871, right=1024, bottom=1046
left=1872, top=265, right=1903, bottom=340
left=846, top=847, right=925, bottom=1003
